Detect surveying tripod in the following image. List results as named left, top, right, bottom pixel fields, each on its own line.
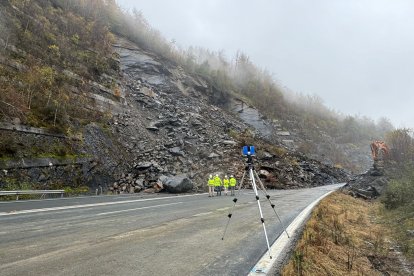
left=221, top=153, right=290, bottom=259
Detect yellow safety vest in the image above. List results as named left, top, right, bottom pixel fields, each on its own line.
left=208, top=178, right=215, bottom=186
left=214, top=176, right=222, bottom=187
left=229, top=177, right=236, bottom=187
left=223, top=179, right=229, bottom=187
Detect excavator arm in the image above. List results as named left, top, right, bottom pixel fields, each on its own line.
left=370, top=141, right=390, bottom=160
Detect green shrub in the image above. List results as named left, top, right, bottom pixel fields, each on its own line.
left=382, top=172, right=414, bottom=209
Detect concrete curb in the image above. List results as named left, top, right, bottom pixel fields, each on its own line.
left=249, top=189, right=337, bottom=275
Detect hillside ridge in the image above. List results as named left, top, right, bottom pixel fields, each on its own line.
left=0, top=0, right=380, bottom=194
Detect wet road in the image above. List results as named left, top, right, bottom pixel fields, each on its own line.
left=0, top=184, right=342, bottom=275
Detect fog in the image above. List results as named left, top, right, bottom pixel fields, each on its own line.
left=116, top=0, right=414, bottom=128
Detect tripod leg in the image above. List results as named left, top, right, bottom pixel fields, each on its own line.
left=221, top=198, right=238, bottom=240
left=254, top=170, right=290, bottom=238
left=223, top=170, right=247, bottom=240
left=250, top=168, right=272, bottom=259
left=237, top=171, right=247, bottom=195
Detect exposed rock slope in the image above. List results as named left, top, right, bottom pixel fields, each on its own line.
left=102, top=38, right=349, bottom=193
left=0, top=34, right=350, bottom=193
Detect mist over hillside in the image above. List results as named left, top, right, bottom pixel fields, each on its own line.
left=1, top=2, right=413, bottom=273
left=0, top=0, right=399, bottom=194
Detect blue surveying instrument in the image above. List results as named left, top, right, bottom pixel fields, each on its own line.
left=221, top=145, right=290, bottom=259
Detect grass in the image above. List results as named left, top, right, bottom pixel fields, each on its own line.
left=380, top=164, right=414, bottom=259
left=281, top=191, right=409, bottom=275
left=380, top=204, right=414, bottom=258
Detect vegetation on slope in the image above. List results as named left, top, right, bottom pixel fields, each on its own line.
left=283, top=130, right=414, bottom=275
left=381, top=163, right=414, bottom=259
left=0, top=0, right=396, bottom=171
left=0, top=0, right=118, bottom=133
left=282, top=192, right=412, bottom=275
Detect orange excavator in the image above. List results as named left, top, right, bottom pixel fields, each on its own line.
left=370, top=140, right=390, bottom=161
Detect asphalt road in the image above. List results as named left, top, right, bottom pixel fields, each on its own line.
left=0, top=184, right=343, bottom=276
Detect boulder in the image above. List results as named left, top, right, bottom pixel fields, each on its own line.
left=146, top=126, right=159, bottom=131
left=276, top=131, right=291, bottom=136
left=169, top=147, right=185, bottom=157
left=222, top=140, right=237, bottom=146
left=369, top=177, right=388, bottom=194
left=262, top=152, right=273, bottom=160
left=135, top=179, right=144, bottom=187
left=135, top=162, right=153, bottom=170
left=139, top=87, right=157, bottom=98
left=208, top=153, right=220, bottom=159
left=259, top=169, right=270, bottom=178
left=191, top=120, right=203, bottom=127
left=146, top=120, right=166, bottom=131
left=159, top=174, right=193, bottom=193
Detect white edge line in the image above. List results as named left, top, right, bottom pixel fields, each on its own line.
left=0, top=193, right=209, bottom=204
left=96, top=202, right=183, bottom=216
left=0, top=193, right=206, bottom=216
left=249, top=188, right=340, bottom=275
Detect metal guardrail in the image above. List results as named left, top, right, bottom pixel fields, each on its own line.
left=0, top=190, right=65, bottom=200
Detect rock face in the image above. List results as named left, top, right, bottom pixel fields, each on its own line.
left=104, top=37, right=352, bottom=194
left=105, top=37, right=250, bottom=193
left=0, top=35, right=352, bottom=195
left=159, top=175, right=193, bottom=193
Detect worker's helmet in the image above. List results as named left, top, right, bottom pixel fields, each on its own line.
left=209, top=174, right=212, bottom=178
left=230, top=175, right=233, bottom=178
left=225, top=175, right=228, bottom=178
left=215, top=174, right=219, bottom=177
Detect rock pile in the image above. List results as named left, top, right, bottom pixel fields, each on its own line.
left=106, top=40, right=247, bottom=193
left=104, top=38, right=351, bottom=194
left=253, top=152, right=350, bottom=189
left=344, top=165, right=389, bottom=199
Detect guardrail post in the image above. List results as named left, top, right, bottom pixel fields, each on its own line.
left=16, top=194, right=19, bottom=201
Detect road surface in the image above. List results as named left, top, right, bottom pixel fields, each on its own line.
left=0, top=184, right=342, bottom=275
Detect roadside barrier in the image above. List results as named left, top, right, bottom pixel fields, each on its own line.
left=0, top=190, right=65, bottom=200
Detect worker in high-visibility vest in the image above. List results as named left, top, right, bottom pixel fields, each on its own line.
left=223, top=175, right=229, bottom=196
left=208, top=174, right=215, bottom=197
left=214, top=174, right=222, bottom=196
left=229, top=175, right=237, bottom=196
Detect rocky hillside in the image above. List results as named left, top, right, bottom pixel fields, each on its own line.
left=89, top=37, right=350, bottom=193
left=0, top=0, right=353, bottom=194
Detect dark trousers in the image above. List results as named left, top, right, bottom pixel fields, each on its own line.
left=216, top=186, right=222, bottom=196
left=230, top=186, right=235, bottom=196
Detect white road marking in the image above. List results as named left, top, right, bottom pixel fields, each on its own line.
left=0, top=193, right=205, bottom=217
left=216, top=207, right=231, bottom=212
left=192, top=211, right=213, bottom=217
left=96, top=202, right=183, bottom=216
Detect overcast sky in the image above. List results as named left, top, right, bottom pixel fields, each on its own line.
left=116, top=0, right=414, bottom=128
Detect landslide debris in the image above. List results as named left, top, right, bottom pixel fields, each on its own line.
left=105, top=38, right=350, bottom=194
left=0, top=0, right=352, bottom=194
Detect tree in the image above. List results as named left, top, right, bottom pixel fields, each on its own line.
left=386, top=128, right=414, bottom=162
left=377, top=117, right=394, bottom=134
